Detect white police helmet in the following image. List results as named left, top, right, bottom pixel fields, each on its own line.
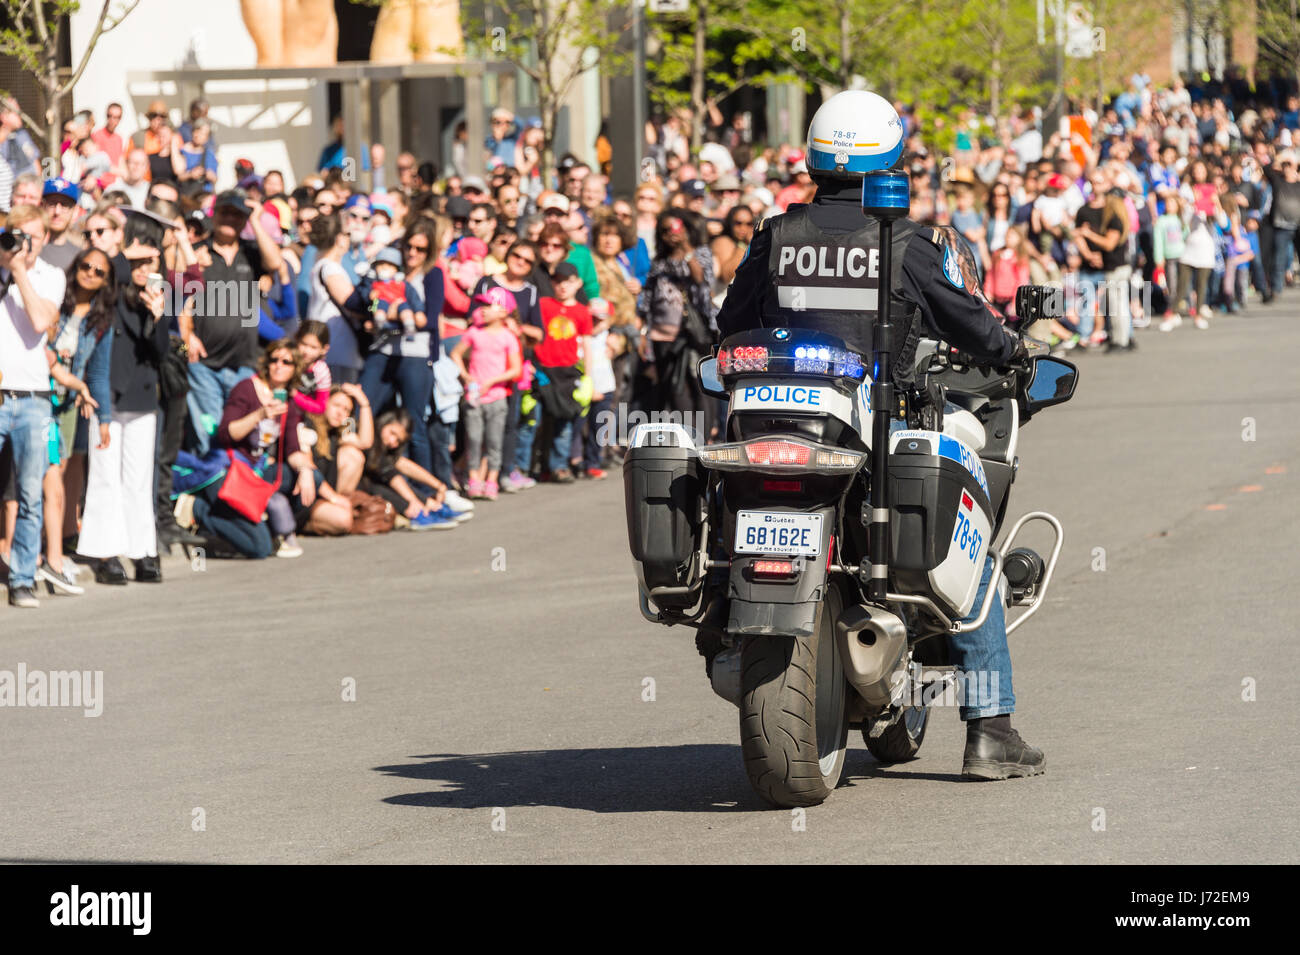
left=806, top=90, right=905, bottom=178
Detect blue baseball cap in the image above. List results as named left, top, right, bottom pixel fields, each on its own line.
left=43, top=178, right=81, bottom=203
left=342, top=194, right=372, bottom=216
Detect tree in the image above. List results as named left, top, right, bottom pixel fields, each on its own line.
left=647, top=0, right=784, bottom=153
left=459, top=0, right=634, bottom=184
left=1256, top=0, right=1300, bottom=92
left=0, top=0, right=141, bottom=161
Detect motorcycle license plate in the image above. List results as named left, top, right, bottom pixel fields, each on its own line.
left=734, top=511, right=823, bottom=557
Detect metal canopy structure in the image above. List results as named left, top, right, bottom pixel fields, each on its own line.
left=125, top=60, right=515, bottom=185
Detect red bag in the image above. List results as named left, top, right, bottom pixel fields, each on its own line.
left=217, top=412, right=285, bottom=522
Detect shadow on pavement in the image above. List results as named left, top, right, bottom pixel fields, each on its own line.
left=375, top=745, right=770, bottom=812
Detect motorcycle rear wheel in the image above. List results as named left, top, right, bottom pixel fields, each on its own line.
left=739, top=586, right=850, bottom=808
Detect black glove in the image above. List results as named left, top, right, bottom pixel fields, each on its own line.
left=1008, top=337, right=1030, bottom=367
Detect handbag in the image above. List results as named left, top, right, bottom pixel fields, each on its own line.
left=217, top=412, right=285, bottom=522
left=678, top=294, right=714, bottom=353
left=348, top=489, right=396, bottom=535
left=159, top=335, right=190, bottom=400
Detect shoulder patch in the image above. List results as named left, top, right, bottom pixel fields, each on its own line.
left=942, top=243, right=964, bottom=288
left=928, top=227, right=942, bottom=245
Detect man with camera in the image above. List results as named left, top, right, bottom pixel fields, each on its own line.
left=0, top=205, right=66, bottom=607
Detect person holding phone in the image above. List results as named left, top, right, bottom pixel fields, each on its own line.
left=77, top=225, right=171, bottom=585
left=194, top=339, right=332, bottom=559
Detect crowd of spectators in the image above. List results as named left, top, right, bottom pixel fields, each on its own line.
left=2, top=71, right=1299, bottom=608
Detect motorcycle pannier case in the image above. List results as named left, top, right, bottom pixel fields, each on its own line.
left=623, top=424, right=704, bottom=608
left=886, top=430, right=994, bottom=618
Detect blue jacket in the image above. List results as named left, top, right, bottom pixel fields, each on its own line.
left=53, top=311, right=114, bottom=425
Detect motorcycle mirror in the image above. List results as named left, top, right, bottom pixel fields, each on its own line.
left=1024, top=356, right=1078, bottom=413
left=697, top=357, right=728, bottom=400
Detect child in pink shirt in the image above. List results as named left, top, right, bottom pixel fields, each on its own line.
left=450, top=287, right=522, bottom=500
left=293, top=320, right=332, bottom=415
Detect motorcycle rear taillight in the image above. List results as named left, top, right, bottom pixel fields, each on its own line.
left=752, top=559, right=797, bottom=578
left=762, top=479, right=804, bottom=492
left=719, top=345, right=769, bottom=374
left=745, top=440, right=810, bottom=466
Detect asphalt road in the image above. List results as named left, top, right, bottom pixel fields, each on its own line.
left=2, top=296, right=1298, bottom=865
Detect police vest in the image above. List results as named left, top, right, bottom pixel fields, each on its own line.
left=763, top=207, right=924, bottom=388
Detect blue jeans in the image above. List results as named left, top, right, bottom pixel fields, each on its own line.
left=947, top=554, right=1016, bottom=720
left=428, top=417, right=454, bottom=488
left=360, top=352, right=434, bottom=494
left=0, top=396, right=51, bottom=589
left=1270, top=226, right=1296, bottom=295
left=191, top=481, right=273, bottom=559
left=515, top=397, right=537, bottom=474
left=546, top=416, right=574, bottom=474
left=187, top=364, right=253, bottom=456
left=1077, top=270, right=1105, bottom=338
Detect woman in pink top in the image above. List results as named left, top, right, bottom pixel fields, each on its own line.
left=449, top=287, right=522, bottom=500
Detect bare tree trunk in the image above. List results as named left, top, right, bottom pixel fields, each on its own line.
left=691, top=0, right=707, bottom=153
left=839, top=0, right=851, bottom=88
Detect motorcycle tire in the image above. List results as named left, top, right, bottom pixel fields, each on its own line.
left=739, top=585, right=849, bottom=808
left=864, top=705, right=930, bottom=763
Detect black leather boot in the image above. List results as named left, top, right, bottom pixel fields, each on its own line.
left=94, top=557, right=128, bottom=586
left=133, top=556, right=163, bottom=583
left=962, top=714, right=1045, bottom=780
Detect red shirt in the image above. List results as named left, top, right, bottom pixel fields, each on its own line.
left=536, top=298, right=592, bottom=368
left=92, top=127, right=124, bottom=166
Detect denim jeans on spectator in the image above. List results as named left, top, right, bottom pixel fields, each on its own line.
left=947, top=554, right=1016, bottom=720
left=547, top=415, right=574, bottom=474
left=360, top=353, right=434, bottom=494
left=191, top=481, right=273, bottom=559
left=1270, top=226, right=1297, bottom=295
left=1077, top=270, right=1105, bottom=337
left=516, top=400, right=538, bottom=474
left=0, top=395, right=51, bottom=589
left=428, top=417, right=454, bottom=488
left=187, top=364, right=253, bottom=456
left=582, top=395, right=614, bottom=471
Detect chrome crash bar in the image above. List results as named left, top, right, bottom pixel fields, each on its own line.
left=997, top=510, right=1064, bottom=636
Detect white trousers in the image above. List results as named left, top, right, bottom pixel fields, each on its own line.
left=78, top=409, right=158, bottom=560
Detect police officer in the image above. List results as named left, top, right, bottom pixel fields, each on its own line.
left=714, top=91, right=1042, bottom=781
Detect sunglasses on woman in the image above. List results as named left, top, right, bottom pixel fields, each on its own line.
left=269, top=356, right=295, bottom=367
left=78, top=261, right=108, bottom=278
left=406, top=242, right=429, bottom=254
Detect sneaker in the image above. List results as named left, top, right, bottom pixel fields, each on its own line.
left=467, top=478, right=487, bottom=500
left=1159, top=315, right=1182, bottom=332
left=508, top=470, right=537, bottom=490
left=1198, top=304, right=1213, bottom=319
left=1089, top=330, right=1108, bottom=347
left=1131, top=314, right=1151, bottom=329
left=37, top=560, right=85, bottom=596
left=173, top=493, right=196, bottom=531
left=444, top=489, right=476, bottom=514
left=411, top=509, right=458, bottom=531
left=551, top=468, right=576, bottom=484
left=484, top=479, right=499, bottom=500
left=434, top=504, right=471, bottom=524
left=1061, top=334, right=1080, bottom=350
left=7, top=586, right=39, bottom=609
left=276, top=537, right=304, bottom=558
left=1194, top=316, right=1209, bottom=330
left=585, top=468, right=607, bottom=481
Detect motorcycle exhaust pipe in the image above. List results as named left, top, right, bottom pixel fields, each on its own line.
left=835, top=604, right=908, bottom=707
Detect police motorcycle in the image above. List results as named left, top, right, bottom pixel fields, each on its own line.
left=622, top=169, right=1080, bottom=808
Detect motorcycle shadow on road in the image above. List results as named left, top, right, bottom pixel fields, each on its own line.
left=374, top=745, right=767, bottom=812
